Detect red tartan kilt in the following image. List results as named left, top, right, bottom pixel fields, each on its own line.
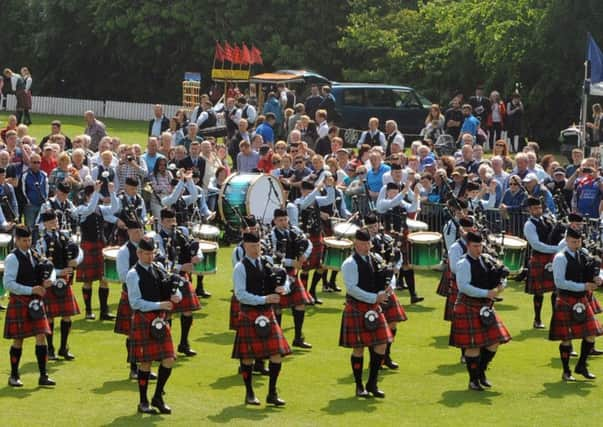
left=76, top=240, right=105, bottom=282
left=171, top=282, right=201, bottom=313
left=437, top=267, right=451, bottom=297
left=322, top=220, right=333, bottom=237
left=444, top=278, right=458, bottom=322
left=302, top=234, right=324, bottom=270
left=549, top=293, right=603, bottom=341
left=232, top=305, right=291, bottom=359
left=339, top=298, right=393, bottom=348
left=43, top=277, right=80, bottom=319
left=588, top=291, right=602, bottom=314
left=229, top=294, right=240, bottom=331
left=3, top=295, right=51, bottom=339
left=525, top=253, right=555, bottom=294
left=381, top=292, right=408, bottom=323
left=114, top=289, right=132, bottom=335
left=280, top=272, right=313, bottom=307
left=449, top=294, right=511, bottom=348
left=128, top=311, right=175, bottom=363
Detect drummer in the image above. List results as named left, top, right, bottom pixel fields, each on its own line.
left=464, top=181, right=497, bottom=214
left=161, top=169, right=198, bottom=227
left=190, top=170, right=215, bottom=299
left=443, top=199, right=469, bottom=252
left=114, top=176, right=147, bottom=245
left=375, top=182, right=423, bottom=304
left=38, top=182, right=77, bottom=233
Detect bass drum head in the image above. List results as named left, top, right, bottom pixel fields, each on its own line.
left=247, top=175, right=285, bottom=225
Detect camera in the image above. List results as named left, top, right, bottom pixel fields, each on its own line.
left=127, top=155, right=134, bottom=162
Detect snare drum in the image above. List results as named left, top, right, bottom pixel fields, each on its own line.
left=489, top=234, right=527, bottom=274
left=192, top=224, right=221, bottom=242
left=102, top=247, right=120, bottom=282
left=408, top=232, right=443, bottom=269
left=322, top=238, right=352, bottom=271
left=219, top=173, right=285, bottom=228
left=193, top=241, right=218, bottom=275
left=0, top=233, right=12, bottom=260
left=406, top=219, right=428, bottom=232
left=333, top=221, right=359, bottom=240
left=0, top=261, right=4, bottom=298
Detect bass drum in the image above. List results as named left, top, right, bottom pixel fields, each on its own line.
left=219, top=173, right=285, bottom=228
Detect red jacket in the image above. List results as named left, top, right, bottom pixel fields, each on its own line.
left=486, top=101, right=506, bottom=127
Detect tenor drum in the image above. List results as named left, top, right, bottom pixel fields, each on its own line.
left=408, top=232, right=442, bottom=269
left=489, top=234, right=527, bottom=274
left=406, top=219, right=428, bottom=232
left=193, top=241, right=218, bottom=275
left=192, top=224, right=221, bottom=242
left=322, top=238, right=352, bottom=271
left=0, top=233, right=12, bottom=260
left=219, top=173, right=285, bottom=228
left=102, top=247, right=120, bottom=282
left=333, top=220, right=359, bottom=240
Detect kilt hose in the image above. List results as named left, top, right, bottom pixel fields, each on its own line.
left=229, top=294, right=240, bottom=331
left=549, top=293, right=603, bottom=341
left=525, top=252, right=555, bottom=295
left=381, top=292, right=408, bottom=324
left=280, top=269, right=313, bottom=308
left=114, top=285, right=132, bottom=335
left=302, top=233, right=324, bottom=271
left=449, top=294, right=511, bottom=349
left=43, top=276, right=80, bottom=319
left=444, top=277, right=458, bottom=322
left=588, top=291, right=602, bottom=314
left=231, top=305, right=291, bottom=360
left=76, top=240, right=105, bottom=282
left=128, top=311, right=175, bottom=363
left=4, top=294, right=51, bottom=339
left=436, top=266, right=451, bottom=297
left=339, top=297, right=393, bottom=348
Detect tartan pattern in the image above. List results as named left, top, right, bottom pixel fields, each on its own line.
left=43, top=276, right=80, bottom=319
left=229, top=294, right=240, bottom=331
left=114, top=289, right=132, bottom=335
left=280, top=271, right=313, bottom=308
left=302, top=233, right=324, bottom=271
left=525, top=253, right=555, bottom=295
left=381, top=292, right=408, bottom=323
left=436, top=265, right=451, bottom=297
left=339, top=297, right=393, bottom=348
left=588, top=291, right=602, bottom=314
left=549, top=293, right=603, bottom=341
left=171, top=281, right=201, bottom=313
left=231, top=305, right=291, bottom=359
left=449, top=294, right=512, bottom=348
left=444, top=277, right=458, bottom=322
left=76, top=240, right=105, bottom=282
left=3, top=294, right=51, bottom=339
left=128, top=311, right=175, bottom=363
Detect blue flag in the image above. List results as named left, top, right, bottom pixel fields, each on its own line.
left=588, top=33, right=603, bottom=84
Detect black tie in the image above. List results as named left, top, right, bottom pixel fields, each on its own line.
left=255, top=259, right=261, bottom=271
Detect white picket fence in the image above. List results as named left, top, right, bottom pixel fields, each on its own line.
left=3, top=94, right=181, bottom=121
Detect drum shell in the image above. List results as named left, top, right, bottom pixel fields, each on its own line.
left=408, top=232, right=442, bottom=269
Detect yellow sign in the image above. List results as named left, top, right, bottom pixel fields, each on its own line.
left=211, top=68, right=250, bottom=81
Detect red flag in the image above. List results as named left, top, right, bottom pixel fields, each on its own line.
left=250, top=45, right=263, bottom=65
left=241, top=43, right=252, bottom=65
left=223, top=41, right=233, bottom=62
left=232, top=43, right=242, bottom=65
left=214, top=41, right=225, bottom=62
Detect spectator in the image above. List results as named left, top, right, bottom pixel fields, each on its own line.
left=141, top=136, right=165, bottom=174
left=40, top=120, right=72, bottom=150
left=89, top=137, right=118, bottom=169
left=84, top=110, right=106, bottom=151
left=168, top=116, right=185, bottom=147
left=229, top=119, right=250, bottom=169
left=20, top=67, right=33, bottom=125
left=459, top=104, right=480, bottom=141
left=2, top=68, right=28, bottom=124
left=366, top=150, right=391, bottom=200
left=357, top=117, right=386, bottom=150
left=526, top=151, right=547, bottom=182
left=277, top=83, right=295, bottom=110
left=511, top=152, right=530, bottom=182
left=421, top=104, right=445, bottom=141
left=523, top=173, right=555, bottom=213
left=492, top=139, right=513, bottom=170
left=288, top=103, right=305, bottom=133
left=200, top=140, right=221, bottom=189
left=444, top=97, right=463, bottom=141
left=315, top=126, right=339, bottom=157
left=70, top=148, right=91, bottom=185
left=572, top=165, right=603, bottom=219
left=148, top=104, right=170, bottom=137
left=469, top=85, right=490, bottom=125
left=115, top=145, right=147, bottom=192
left=159, top=131, right=174, bottom=157
left=565, top=148, right=584, bottom=178
left=317, top=85, right=337, bottom=122
left=506, top=92, right=524, bottom=152
left=255, top=112, right=276, bottom=145
left=194, top=100, right=217, bottom=130
left=500, top=174, right=527, bottom=214
left=91, top=150, right=119, bottom=199
left=486, top=90, right=506, bottom=149
left=384, top=120, right=405, bottom=156
left=179, top=122, right=202, bottom=152
left=222, top=97, right=238, bottom=139
left=257, top=145, right=274, bottom=174
left=21, top=153, right=48, bottom=228
left=48, top=152, right=79, bottom=196
left=233, top=96, right=257, bottom=127
left=40, top=145, right=57, bottom=175
left=236, top=140, right=259, bottom=172
left=148, top=157, right=173, bottom=220
left=0, top=115, right=18, bottom=142
left=178, top=140, right=206, bottom=178
left=457, top=144, right=478, bottom=175
left=478, top=164, right=502, bottom=206
left=491, top=156, right=509, bottom=192
left=296, top=115, right=318, bottom=148
left=315, top=109, right=329, bottom=139
left=304, top=84, right=323, bottom=119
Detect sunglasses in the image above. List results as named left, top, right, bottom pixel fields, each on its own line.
left=31, top=161, right=41, bottom=164
left=295, top=160, right=303, bottom=164
left=509, top=182, right=519, bottom=186
left=495, top=143, right=505, bottom=147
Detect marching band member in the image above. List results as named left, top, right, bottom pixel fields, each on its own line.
left=36, top=210, right=83, bottom=361
left=464, top=181, right=497, bottom=213
left=114, top=176, right=147, bottom=244
left=161, top=169, right=198, bottom=227
left=38, top=182, right=78, bottom=232
left=437, top=199, right=468, bottom=298
left=449, top=231, right=511, bottom=391
left=232, top=232, right=291, bottom=406
left=4, top=225, right=56, bottom=387
left=191, top=170, right=215, bottom=299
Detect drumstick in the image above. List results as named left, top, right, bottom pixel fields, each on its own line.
left=337, top=212, right=359, bottom=240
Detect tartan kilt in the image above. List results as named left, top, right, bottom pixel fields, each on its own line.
left=171, top=280, right=201, bottom=313
left=76, top=240, right=105, bottom=282
left=4, top=295, right=51, bottom=339
left=449, top=294, right=511, bottom=348
left=15, top=88, right=27, bottom=110
left=588, top=291, right=602, bottom=314
left=302, top=233, right=324, bottom=271
left=549, top=293, right=603, bottom=341
left=381, top=292, right=408, bottom=324
left=436, top=266, right=451, bottom=297
left=43, top=276, right=80, bottom=319
left=114, top=288, right=132, bottom=335
left=444, top=277, right=458, bottom=322
left=129, top=311, right=175, bottom=363
left=525, top=253, right=555, bottom=295
left=339, top=297, right=393, bottom=348
left=280, top=270, right=313, bottom=308
left=231, top=305, right=291, bottom=359
left=229, top=294, right=240, bottom=331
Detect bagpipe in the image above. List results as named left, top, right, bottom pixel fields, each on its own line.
left=372, top=228, right=402, bottom=267
left=272, top=227, right=310, bottom=266
left=482, top=253, right=510, bottom=289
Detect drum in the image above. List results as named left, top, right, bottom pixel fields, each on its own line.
left=406, top=219, right=428, bottom=232
left=0, top=261, right=4, bottom=298
left=489, top=234, right=527, bottom=274
left=193, top=241, right=218, bottom=275
left=219, top=173, right=285, bottom=227
left=408, top=232, right=443, bottom=269
left=102, top=247, right=120, bottom=282
left=192, top=224, right=220, bottom=242
left=333, top=221, right=359, bottom=240
left=0, top=233, right=12, bottom=260
left=322, top=238, right=352, bottom=271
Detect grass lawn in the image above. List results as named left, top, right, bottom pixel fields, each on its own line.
left=0, top=111, right=602, bottom=426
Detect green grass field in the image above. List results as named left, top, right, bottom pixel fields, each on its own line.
left=0, top=112, right=603, bottom=426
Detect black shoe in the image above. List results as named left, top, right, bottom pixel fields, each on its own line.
left=570, top=350, right=579, bottom=357
left=590, top=348, right=603, bottom=356
left=253, top=361, right=270, bottom=375
left=129, top=369, right=138, bottom=380
left=137, top=402, right=158, bottom=414
left=85, top=312, right=96, bottom=320
left=410, top=296, right=424, bottom=304
left=383, top=357, right=399, bottom=370
left=493, top=296, right=504, bottom=302
left=100, top=312, right=116, bottom=321
left=533, top=321, right=545, bottom=329
left=38, top=375, right=56, bottom=386
left=47, top=348, right=58, bottom=361
left=245, top=393, right=260, bottom=405
left=312, top=297, right=323, bottom=305
left=151, top=396, right=172, bottom=414
left=460, top=355, right=466, bottom=364
left=8, top=376, right=23, bottom=387
left=365, top=383, right=385, bottom=398
left=58, top=348, right=75, bottom=361
left=0, top=304, right=6, bottom=310
left=177, top=345, right=197, bottom=356
left=266, top=392, right=286, bottom=406
left=468, top=380, right=484, bottom=391
left=574, top=364, right=596, bottom=379
left=149, top=371, right=158, bottom=380
left=196, top=289, right=212, bottom=299
left=479, top=374, right=492, bottom=388
left=329, top=282, right=342, bottom=292
left=322, top=286, right=333, bottom=293
left=292, top=338, right=312, bottom=349
left=355, top=385, right=369, bottom=397
left=514, top=269, right=527, bottom=282
left=562, top=372, right=576, bottom=382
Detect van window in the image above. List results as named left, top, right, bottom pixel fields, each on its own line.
left=366, top=89, right=396, bottom=108
left=342, top=89, right=364, bottom=107
left=393, top=90, right=421, bottom=108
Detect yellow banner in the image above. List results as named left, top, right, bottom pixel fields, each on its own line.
left=211, top=68, right=250, bottom=81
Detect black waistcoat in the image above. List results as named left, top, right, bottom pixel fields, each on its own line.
left=242, top=257, right=270, bottom=296
left=135, top=263, right=163, bottom=302
left=43, top=232, right=68, bottom=269
left=353, top=252, right=379, bottom=294
left=14, top=249, right=38, bottom=287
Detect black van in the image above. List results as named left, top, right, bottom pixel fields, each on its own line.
left=330, top=83, right=432, bottom=135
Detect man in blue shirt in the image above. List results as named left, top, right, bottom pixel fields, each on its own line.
left=366, top=151, right=391, bottom=201
left=141, top=137, right=165, bottom=175
left=459, top=104, right=480, bottom=142
left=255, top=113, right=276, bottom=145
